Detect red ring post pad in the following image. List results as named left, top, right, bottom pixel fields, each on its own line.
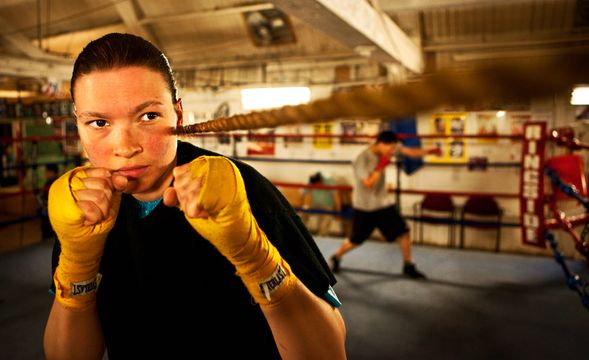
left=545, top=154, right=587, bottom=201
left=520, top=122, right=547, bottom=248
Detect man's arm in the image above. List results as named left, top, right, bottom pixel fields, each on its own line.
left=361, top=167, right=384, bottom=189
left=357, top=153, right=389, bottom=189
left=400, top=146, right=441, bottom=158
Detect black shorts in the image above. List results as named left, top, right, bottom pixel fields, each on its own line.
left=350, top=205, right=409, bottom=244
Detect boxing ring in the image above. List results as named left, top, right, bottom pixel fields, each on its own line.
left=1, top=51, right=589, bottom=308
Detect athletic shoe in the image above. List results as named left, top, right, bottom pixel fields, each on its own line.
left=403, top=263, right=426, bottom=279
left=329, top=255, right=340, bottom=273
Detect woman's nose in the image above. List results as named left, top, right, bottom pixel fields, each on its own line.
left=113, top=127, right=142, bottom=158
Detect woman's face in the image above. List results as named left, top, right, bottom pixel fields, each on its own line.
left=73, top=66, right=182, bottom=201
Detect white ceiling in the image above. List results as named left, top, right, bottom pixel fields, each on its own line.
left=0, top=0, right=588, bottom=92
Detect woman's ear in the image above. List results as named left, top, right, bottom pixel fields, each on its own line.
left=175, top=99, right=184, bottom=127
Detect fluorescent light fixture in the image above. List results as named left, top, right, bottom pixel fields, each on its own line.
left=241, top=87, right=310, bottom=111
left=0, top=90, right=37, bottom=98
left=496, top=110, right=506, bottom=118
left=571, top=86, right=589, bottom=105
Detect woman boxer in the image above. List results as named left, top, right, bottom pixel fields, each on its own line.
left=43, top=32, right=346, bottom=359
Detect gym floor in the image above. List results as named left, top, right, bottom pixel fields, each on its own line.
left=1, top=236, right=587, bottom=359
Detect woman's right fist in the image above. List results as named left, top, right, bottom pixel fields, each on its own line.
left=49, top=167, right=124, bottom=241
left=49, top=167, right=127, bottom=311
left=49, top=166, right=125, bottom=310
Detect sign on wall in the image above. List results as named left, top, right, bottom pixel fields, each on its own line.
left=519, top=121, right=546, bottom=248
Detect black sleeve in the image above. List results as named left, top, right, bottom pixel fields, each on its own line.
left=177, top=141, right=337, bottom=297
left=234, top=160, right=337, bottom=298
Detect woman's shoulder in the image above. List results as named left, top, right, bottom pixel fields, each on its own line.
left=177, top=140, right=265, bottom=181
left=177, top=140, right=218, bottom=164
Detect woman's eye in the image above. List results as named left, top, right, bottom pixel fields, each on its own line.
left=89, top=119, right=108, bottom=128
left=141, top=112, right=159, bottom=121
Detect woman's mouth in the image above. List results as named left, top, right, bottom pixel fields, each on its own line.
left=114, top=166, right=148, bottom=178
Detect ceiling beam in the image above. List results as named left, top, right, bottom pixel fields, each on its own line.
left=175, top=53, right=371, bottom=71
left=110, top=0, right=157, bottom=45
left=452, top=45, right=589, bottom=62
left=139, top=3, right=275, bottom=25
left=378, top=0, right=525, bottom=12
left=172, top=51, right=365, bottom=70
left=0, top=17, right=72, bottom=63
left=268, top=0, right=423, bottom=73
left=0, top=55, right=73, bottom=80
left=424, top=33, right=589, bottom=52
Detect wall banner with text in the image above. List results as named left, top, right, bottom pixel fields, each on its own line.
left=519, top=121, right=546, bottom=248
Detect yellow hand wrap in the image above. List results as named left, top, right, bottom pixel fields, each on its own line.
left=184, top=156, right=297, bottom=306
left=48, top=167, right=121, bottom=311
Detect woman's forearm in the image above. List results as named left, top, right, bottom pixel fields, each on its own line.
left=261, top=280, right=347, bottom=359
left=44, top=299, right=105, bottom=360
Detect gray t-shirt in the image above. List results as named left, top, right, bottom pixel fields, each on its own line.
left=352, top=147, right=397, bottom=211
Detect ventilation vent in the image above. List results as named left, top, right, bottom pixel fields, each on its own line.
left=243, top=9, right=296, bottom=47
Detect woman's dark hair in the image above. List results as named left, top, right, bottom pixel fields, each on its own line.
left=71, top=33, right=178, bottom=103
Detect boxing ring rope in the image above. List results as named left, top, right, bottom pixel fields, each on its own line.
left=539, top=128, right=589, bottom=310
left=545, top=169, right=589, bottom=256
left=173, top=52, right=589, bottom=135
left=544, top=167, right=589, bottom=309
left=275, top=182, right=522, bottom=225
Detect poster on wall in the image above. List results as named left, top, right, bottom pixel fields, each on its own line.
left=282, top=126, right=304, bottom=148
left=448, top=139, right=465, bottom=159
left=449, top=115, right=465, bottom=135
left=429, top=113, right=467, bottom=162
left=432, top=115, right=447, bottom=135
left=246, top=129, right=275, bottom=156
left=340, top=121, right=360, bottom=144
left=509, top=113, right=532, bottom=139
left=474, top=112, right=498, bottom=143
left=313, top=122, right=333, bottom=149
